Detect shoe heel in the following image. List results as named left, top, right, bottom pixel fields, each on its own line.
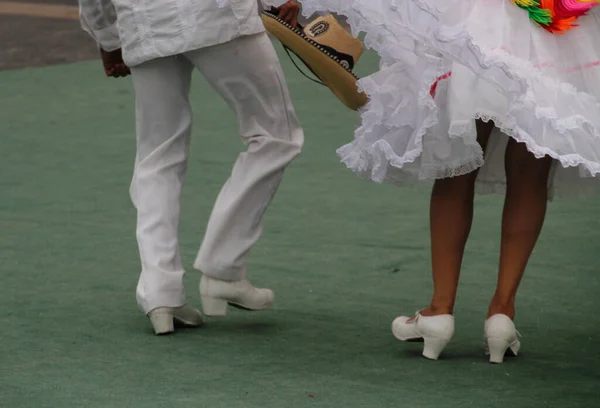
left=148, top=311, right=174, bottom=335
left=487, top=337, right=510, bottom=364
left=201, top=296, right=228, bottom=316
left=422, top=336, right=450, bottom=360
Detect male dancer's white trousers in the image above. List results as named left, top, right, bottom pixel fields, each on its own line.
left=129, top=33, right=304, bottom=314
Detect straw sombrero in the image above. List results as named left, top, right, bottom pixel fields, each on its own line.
left=261, top=9, right=368, bottom=111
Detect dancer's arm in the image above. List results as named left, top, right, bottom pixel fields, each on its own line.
left=261, top=0, right=301, bottom=26
left=78, top=0, right=129, bottom=77
left=78, top=0, right=121, bottom=52
left=275, top=1, right=301, bottom=26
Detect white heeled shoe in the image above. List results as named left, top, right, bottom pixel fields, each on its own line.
left=392, top=311, right=455, bottom=360
left=147, top=305, right=203, bottom=335
left=199, top=275, right=274, bottom=317
left=484, top=314, right=521, bottom=364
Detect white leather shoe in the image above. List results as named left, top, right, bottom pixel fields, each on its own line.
left=199, top=275, right=274, bottom=317
left=392, top=311, right=455, bottom=360
left=484, top=314, right=521, bottom=363
left=147, top=305, right=203, bottom=335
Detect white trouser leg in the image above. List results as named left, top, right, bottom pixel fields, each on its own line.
left=188, top=33, right=304, bottom=281
left=130, top=56, right=194, bottom=314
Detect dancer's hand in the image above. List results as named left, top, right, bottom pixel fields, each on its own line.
left=100, top=48, right=131, bottom=78
left=275, top=1, right=300, bottom=27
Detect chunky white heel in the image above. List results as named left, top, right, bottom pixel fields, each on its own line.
left=392, top=311, right=455, bottom=360
left=422, top=335, right=452, bottom=360
left=201, top=296, right=229, bottom=317
left=484, top=314, right=521, bottom=364
left=147, top=305, right=203, bottom=335
left=149, top=309, right=175, bottom=335
left=486, top=337, right=513, bottom=364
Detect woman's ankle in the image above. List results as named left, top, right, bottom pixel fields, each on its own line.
left=487, top=296, right=515, bottom=319
left=421, top=303, right=454, bottom=317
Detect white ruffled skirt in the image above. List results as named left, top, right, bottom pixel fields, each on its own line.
left=296, top=0, right=600, bottom=198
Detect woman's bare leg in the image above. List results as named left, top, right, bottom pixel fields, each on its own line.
left=487, top=139, right=553, bottom=319
left=421, top=120, right=494, bottom=317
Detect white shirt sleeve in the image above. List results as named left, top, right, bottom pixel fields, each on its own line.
left=78, top=0, right=122, bottom=51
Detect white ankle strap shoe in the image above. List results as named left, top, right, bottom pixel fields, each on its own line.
left=392, top=311, right=455, bottom=360
left=484, top=314, right=521, bottom=364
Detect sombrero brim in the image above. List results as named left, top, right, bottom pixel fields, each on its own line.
left=261, top=12, right=369, bottom=111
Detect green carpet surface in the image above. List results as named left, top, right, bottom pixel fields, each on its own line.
left=1, top=43, right=599, bottom=408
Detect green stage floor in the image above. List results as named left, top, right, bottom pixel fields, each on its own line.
left=1, top=44, right=599, bottom=408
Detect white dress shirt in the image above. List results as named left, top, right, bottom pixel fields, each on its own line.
left=78, top=0, right=268, bottom=67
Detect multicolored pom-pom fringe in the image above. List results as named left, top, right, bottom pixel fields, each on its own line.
left=513, top=0, right=600, bottom=34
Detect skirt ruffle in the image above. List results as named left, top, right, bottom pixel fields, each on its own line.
left=297, top=0, right=600, bottom=198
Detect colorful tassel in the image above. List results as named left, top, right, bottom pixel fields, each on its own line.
left=513, top=0, right=600, bottom=34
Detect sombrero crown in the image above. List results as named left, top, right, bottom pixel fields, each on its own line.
left=302, top=15, right=364, bottom=70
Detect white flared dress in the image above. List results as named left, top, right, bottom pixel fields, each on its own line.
left=296, top=0, right=600, bottom=198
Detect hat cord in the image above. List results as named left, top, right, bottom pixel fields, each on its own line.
left=282, top=45, right=327, bottom=87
